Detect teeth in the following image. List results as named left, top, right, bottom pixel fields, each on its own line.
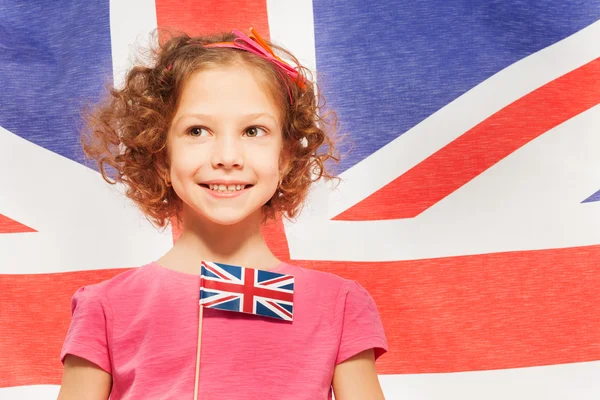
left=208, top=184, right=246, bottom=192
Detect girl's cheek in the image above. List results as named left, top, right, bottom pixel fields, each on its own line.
left=180, top=143, right=209, bottom=162
left=254, top=149, right=280, bottom=167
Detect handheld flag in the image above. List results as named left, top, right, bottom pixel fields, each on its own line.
left=199, top=260, right=295, bottom=321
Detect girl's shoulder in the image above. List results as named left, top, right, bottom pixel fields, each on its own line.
left=68, top=262, right=168, bottom=310
left=82, top=262, right=156, bottom=294
left=284, top=262, right=388, bottom=362
left=282, top=262, right=376, bottom=305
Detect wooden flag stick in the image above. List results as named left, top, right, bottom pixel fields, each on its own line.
left=194, top=304, right=204, bottom=400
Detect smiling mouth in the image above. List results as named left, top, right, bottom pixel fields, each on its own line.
left=199, top=183, right=253, bottom=193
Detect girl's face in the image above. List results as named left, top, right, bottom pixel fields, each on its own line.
left=166, top=65, right=284, bottom=227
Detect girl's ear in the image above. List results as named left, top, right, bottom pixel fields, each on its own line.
left=279, top=149, right=292, bottom=180
left=156, top=153, right=171, bottom=186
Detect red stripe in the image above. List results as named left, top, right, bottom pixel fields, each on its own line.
left=2, top=244, right=600, bottom=386
left=0, top=268, right=124, bottom=387
left=244, top=266, right=255, bottom=313
left=202, top=261, right=231, bottom=280
left=261, top=217, right=290, bottom=259
left=0, top=213, right=36, bottom=233
left=155, top=0, right=270, bottom=38
left=260, top=274, right=292, bottom=286
left=335, top=57, right=600, bottom=221
left=308, top=245, right=600, bottom=374
left=266, top=300, right=293, bottom=319
left=202, top=294, right=238, bottom=309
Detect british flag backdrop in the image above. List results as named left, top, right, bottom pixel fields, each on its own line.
left=1, top=0, right=600, bottom=398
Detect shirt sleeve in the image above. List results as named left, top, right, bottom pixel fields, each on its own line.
left=60, top=285, right=113, bottom=374
left=335, top=280, right=388, bottom=365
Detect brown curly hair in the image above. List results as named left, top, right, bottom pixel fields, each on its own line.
left=81, top=30, right=340, bottom=228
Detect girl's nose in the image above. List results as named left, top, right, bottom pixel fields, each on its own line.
left=210, top=134, right=244, bottom=169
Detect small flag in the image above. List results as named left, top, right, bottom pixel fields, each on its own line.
left=199, top=260, right=295, bottom=321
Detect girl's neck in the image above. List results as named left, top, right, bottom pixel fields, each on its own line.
left=157, top=208, right=280, bottom=274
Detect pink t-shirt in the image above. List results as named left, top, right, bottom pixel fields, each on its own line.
left=60, top=261, right=388, bottom=399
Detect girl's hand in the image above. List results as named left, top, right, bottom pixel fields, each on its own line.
left=332, top=349, right=386, bottom=400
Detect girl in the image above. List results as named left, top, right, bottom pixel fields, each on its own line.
left=57, top=28, right=388, bottom=400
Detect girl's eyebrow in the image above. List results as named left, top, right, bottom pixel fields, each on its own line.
left=173, top=112, right=278, bottom=127
left=244, top=112, right=278, bottom=124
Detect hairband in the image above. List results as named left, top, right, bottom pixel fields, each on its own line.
left=204, top=28, right=306, bottom=102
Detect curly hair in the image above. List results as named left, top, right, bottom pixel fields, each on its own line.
left=81, top=30, right=340, bottom=228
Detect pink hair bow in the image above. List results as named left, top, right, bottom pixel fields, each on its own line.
left=205, top=28, right=306, bottom=101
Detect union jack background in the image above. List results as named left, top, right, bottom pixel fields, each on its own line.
left=200, top=261, right=295, bottom=321
left=1, top=0, right=599, bottom=399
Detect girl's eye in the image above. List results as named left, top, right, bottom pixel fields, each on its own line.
left=244, top=127, right=266, bottom=137
left=188, top=127, right=210, bottom=137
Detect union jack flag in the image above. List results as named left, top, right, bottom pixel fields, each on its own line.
left=199, top=261, right=295, bottom=321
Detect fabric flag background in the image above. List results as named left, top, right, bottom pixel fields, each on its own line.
left=1, top=0, right=599, bottom=398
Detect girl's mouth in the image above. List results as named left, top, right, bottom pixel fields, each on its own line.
left=199, top=183, right=253, bottom=193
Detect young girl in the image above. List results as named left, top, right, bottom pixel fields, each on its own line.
left=57, top=28, right=388, bottom=400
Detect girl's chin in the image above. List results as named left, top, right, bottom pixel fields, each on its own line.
left=182, top=204, right=264, bottom=227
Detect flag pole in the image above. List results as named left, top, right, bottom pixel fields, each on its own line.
left=194, top=302, right=204, bottom=400
left=195, top=263, right=206, bottom=400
